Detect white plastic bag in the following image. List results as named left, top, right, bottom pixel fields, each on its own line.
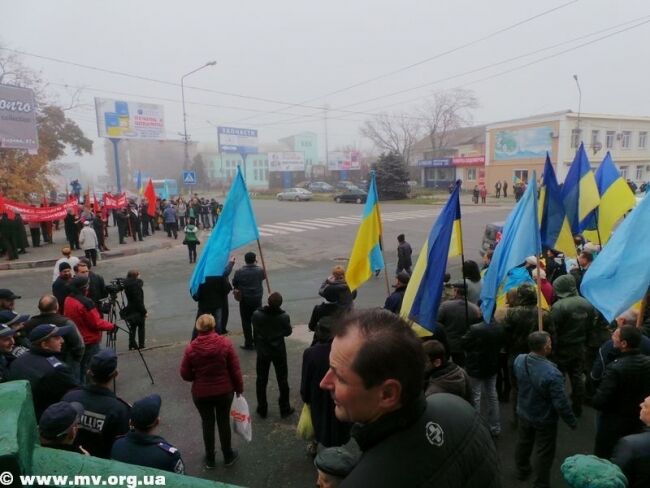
left=230, top=394, right=252, bottom=442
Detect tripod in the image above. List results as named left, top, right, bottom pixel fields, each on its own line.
left=104, top=290, right=155, bottom=385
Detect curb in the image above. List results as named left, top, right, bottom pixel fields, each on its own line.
left=0, top=241, right=177, bottom=271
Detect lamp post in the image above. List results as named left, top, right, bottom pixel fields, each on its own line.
left=573, top=74, right=582, bottom=133
left=181, top=61, right=216, bottom=170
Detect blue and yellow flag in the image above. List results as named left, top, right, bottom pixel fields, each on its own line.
left=562, top=143, right=600, bottom=234
left=583, top=152, right=636, bottom=245
left=189, top=167, right=260, bottom=296
left=581, top=193, right=650, bottom=322
left=400, top=182, right=462, bottom=334
left=345, top=172, right=384, bottom=291
left=539, top=154, right=575, bottom=257
left=481, top=173, right=541, bottom=324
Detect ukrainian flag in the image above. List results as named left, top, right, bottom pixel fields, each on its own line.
left=539, top=154, right=576, bottom=257
left=562, top=143, right=600, bottom=234
left=583, top=152, right=636, bottom=245
left=345, top=172, right=384, bottom=291
left=400, top=182, right=462, bottom=335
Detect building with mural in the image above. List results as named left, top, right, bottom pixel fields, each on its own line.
left=485, top=110, right=650, bottom=188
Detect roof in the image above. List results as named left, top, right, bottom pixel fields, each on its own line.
left=414, top=125, right=486, bottom=152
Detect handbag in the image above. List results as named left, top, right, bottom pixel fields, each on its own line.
left=233, top=289, right=242, bottom=302
left=296, top=404, right=315, bottom=440
left=230, top=394, right=252, bottom=442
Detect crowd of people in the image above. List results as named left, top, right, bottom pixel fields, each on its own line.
left=2, top=226, right=650, bottom=487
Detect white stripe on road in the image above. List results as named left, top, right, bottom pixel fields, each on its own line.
left=288, top=220, right=333, bottom=228
left=257, top=226, right=288, bottom=235
left=262, top=224, right=307, bottom=233
left=307, top=218, right=350, bottom=227
left=275, top=221, right=324, bottom=230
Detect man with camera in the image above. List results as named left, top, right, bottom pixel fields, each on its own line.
left=122, top=270, right=147, bottom=350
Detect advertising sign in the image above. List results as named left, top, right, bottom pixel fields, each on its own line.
left=218, top=126, right=258, bottom=154
left=94, top=97, right=165, bottom=140
left=268, top=151, right=305, bottom=172
left=417, top=158, right=452, bottom=168
left=327, top=151, right=361, bottom=171
left=494, top=126, right=553, bottom=161
left=0, top=84, right=38, bottom=152
left=452, top=156, right=485, bottom=166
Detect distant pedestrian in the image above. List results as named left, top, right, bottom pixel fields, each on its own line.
left=495, top=180, right=501, bottom=198
left=472, top=185, right=480, bottom=204
left=232, top=252, right=266, bottom=350
left=64, top=209, right=80, bottom=250
left=383, top=271, right=409, bottom=314
left=514, top=331, right=577, bottom=488
left=396, top=234, right=412, bottom=274
left=183, top=218, right=200, bottom=264
left=502, top=180, right=508, bottom=198
left=251, top=292, right=294, bottom=419
left=52, top=246, right=80, bottom=283
left=480, top=185, right=487, bottom=204
left=79, top=221, right=98, bottom=267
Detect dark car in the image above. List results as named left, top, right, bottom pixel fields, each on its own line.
left=335, top=181, right=357, bottom=190
left=334, top=189, right=368, bottom=204
left=307, top=181, right=334, bottom=193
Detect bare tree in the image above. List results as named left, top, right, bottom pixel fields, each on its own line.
left=360, top=112, right=422, bottom=166
left=419, top=88, right=478, bottom=156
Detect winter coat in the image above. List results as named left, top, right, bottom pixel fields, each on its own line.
left=192, top=261, right=233, bottom=311
left=383, top=286, right=406, bottom=314
left=461, top=322, right=505, bottom=379
left=251, top=305, right=292, bottom=356
left=591, top=336, right=650, bottom=384
left=319, top=277, right=356, bottom=308
left=503, top=305, right=554, bottom=357
left=551, top=275, right=595, bottom=353
left=63, top=295, right=114, bottom=346
left=232, top=264, right=266, bottom=300
left=424, top=362, right=473, bottom=405
left=437, top=299, right=481, bottom=353
left=397, top=241, right=412, bottom=270
left=123, top=277, right=147, bottom=319
left=612, top=431, right=650, bottom=488
left=180, top=331, right=243, bottom=398
left=79, top=226, right=98, bottom=251
left=340, top=394, right=501, bottom=488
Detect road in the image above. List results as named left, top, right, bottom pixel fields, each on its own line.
left=1, top=200, right=597, bottom=487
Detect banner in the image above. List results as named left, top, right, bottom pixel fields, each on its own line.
left=0, top=197, right=78, bottom=222
left=95, top=97, right=165, bottom=140
left=103, top=192, right=127, bottom=209
left=0, top=84, right=39, bottom=152
left=327, top=151, right=361, bottom=171
left=268, top=151, right=305, bottom=172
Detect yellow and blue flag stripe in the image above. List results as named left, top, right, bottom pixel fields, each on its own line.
left=539, top=154, right=575, bottom=257
left=345, top=172, right=384, bottom=291
left=562, top=143, right=600, bottom=234
left=400, top=182, right=462, bottom=333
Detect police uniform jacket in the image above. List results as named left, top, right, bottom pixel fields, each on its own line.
left=340, top=394, right=500, bottom=488
left=62, top=384, right=131, bottom=458
left=111, top=431, right=184, bottom=474
left=8, top=346, right=78, bottom=419
left=0, top=351, right=15, bottom=383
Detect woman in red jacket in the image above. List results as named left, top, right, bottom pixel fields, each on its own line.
left=180, top=314, right=243, bottom=469
left=63, top=276, right=115, bottom=383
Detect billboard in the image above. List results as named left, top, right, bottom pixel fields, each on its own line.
left=327, top=151, right=361, bottom=171
left=268, top=151, right=305, bottom=172
left=0, top=84, right=38, bottom=152
left=417, top=158, right=452, bottom=168
left=494, top=126, right=553, bottom=161
left=218, top=126, right=258, bottom=154
left=94, top=97, right=165, bottom=140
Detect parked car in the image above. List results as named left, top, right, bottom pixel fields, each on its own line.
left=335, top=181, right=357, bottom=190
left=276, top=188, right=313, bottom=201
left=307, top=181, right=334, bottom=193
left=334, top=188, right=368, bottom=204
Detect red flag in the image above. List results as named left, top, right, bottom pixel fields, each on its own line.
left=143, top=179, right=157, bottom=217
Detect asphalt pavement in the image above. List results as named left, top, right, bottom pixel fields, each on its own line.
left=0, top=199, right=598, bottom=487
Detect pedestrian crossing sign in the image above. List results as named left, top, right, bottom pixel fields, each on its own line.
left=183, top=171, right=197, bottom=185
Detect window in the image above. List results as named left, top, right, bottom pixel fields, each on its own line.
left=621, top=131, right=631, bottom=149
left=591, top=130, right=600, bottom=147
left=514, top=169, right=528, bottom=183
left=467, top=168, right=477, bottom=180
left=254, top=169, right=259, bottom=180
left=606, top=131, right=615, bottom=149
left=637, top=165, right=644, bottom=180
left=639, top=132, right=647, bottom=149
left=620, top=166, right=628, bottom=179
left=571, top=129, right=581, bottom=148
left=265, top=169, right=269, bottom=180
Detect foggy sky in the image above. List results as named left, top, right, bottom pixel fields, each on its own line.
left=1, top=0, right=649, bottom=182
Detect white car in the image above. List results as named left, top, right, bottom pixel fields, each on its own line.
left=276, top=188, right=313, bottom=201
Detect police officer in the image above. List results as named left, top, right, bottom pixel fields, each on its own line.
left=39, top=401, right=89, bottom=454
left=111, top=394, right=184, bottom=474
left=9, top=324, right=79, bottom=419
left=0, top=324, right=17, bottom=383
left=62, top=349, right=130, bottom=458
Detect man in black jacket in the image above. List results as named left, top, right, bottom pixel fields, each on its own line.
left=396, top=234, right=412, bottom=274
left=251, top=292, right=294, bottom=419
left=319, top=308, right=500, bottom=488
left=612, top=394, right=650, bottom=488
left=9, top=324, right=79, bottom=419
left=437, top=282, right=481, bottom=367
left=76, top=258, right=107, bottom=312
left=62, top=349, right=131, bottom=458
left=52, top=262, right=73, bottom=314
left=24, top=295, right=85, bottom=383
left=192, top=258, right=235, bottom=339
left=232, top=252, right=266, bottom=350
left=383, top=272, right=409, bottom=314
left=462, top=321, right=505, bottom=437
left=593, top=325, right=650, bottom=458
left=123, top=270, right=147, bottom=350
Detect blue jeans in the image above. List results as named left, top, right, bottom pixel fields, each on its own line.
left=469, top=374, right=501, bottom=435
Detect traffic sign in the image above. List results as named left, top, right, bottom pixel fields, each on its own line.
left=183, top=170, right=197, bottom=185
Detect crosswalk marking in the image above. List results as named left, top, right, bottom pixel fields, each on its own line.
left=275, top=221, right=324, bottom=230
left=288, top=220, right=333, bottom=228
left=308, top=218, right=350, bottom=227
left=262, top=223, right=307, bottom=233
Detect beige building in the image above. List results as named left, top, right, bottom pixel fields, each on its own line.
left=485, top=110, right=650, bottom=188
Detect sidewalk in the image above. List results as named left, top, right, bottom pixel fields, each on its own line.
left=0, top=222, right=187, bottom=271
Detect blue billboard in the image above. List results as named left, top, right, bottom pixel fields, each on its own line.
left=218, top=126, right=258, bottom=154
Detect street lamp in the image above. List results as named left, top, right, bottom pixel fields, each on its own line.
left=181, top=61, right=217, bottom=170
left=573, top=74, right=582, bottom=133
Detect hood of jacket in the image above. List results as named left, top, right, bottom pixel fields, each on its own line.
left=553, top=274, right=578, bottom=298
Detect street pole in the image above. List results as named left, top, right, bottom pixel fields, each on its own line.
left=181, top=61, right=217, bottom=171
left=573, top=74, right=582, bottom=134
left=110, top=138, right=122, bottom=193
left=323, top=104, right=329, bottom=176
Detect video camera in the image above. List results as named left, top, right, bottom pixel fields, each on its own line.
left=106, top=277, right=126, bottom=295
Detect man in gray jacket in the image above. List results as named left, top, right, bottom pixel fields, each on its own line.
left=233, top=252, right=266, bottom=350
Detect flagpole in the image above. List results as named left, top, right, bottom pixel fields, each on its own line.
left=534, top=260, right=544, bottom=331
left=378, top=235, right=390, bottom=296
left=455, top=183, right=469, bottom=326
left=256, top=239, right=272, bottom=294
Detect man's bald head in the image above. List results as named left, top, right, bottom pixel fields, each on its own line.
left=38, top=295, right=59, bottom=313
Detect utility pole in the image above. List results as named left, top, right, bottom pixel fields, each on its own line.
left=323, top=104, right=330, bottom=174
left=573, top=74, right=582, bottom=133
